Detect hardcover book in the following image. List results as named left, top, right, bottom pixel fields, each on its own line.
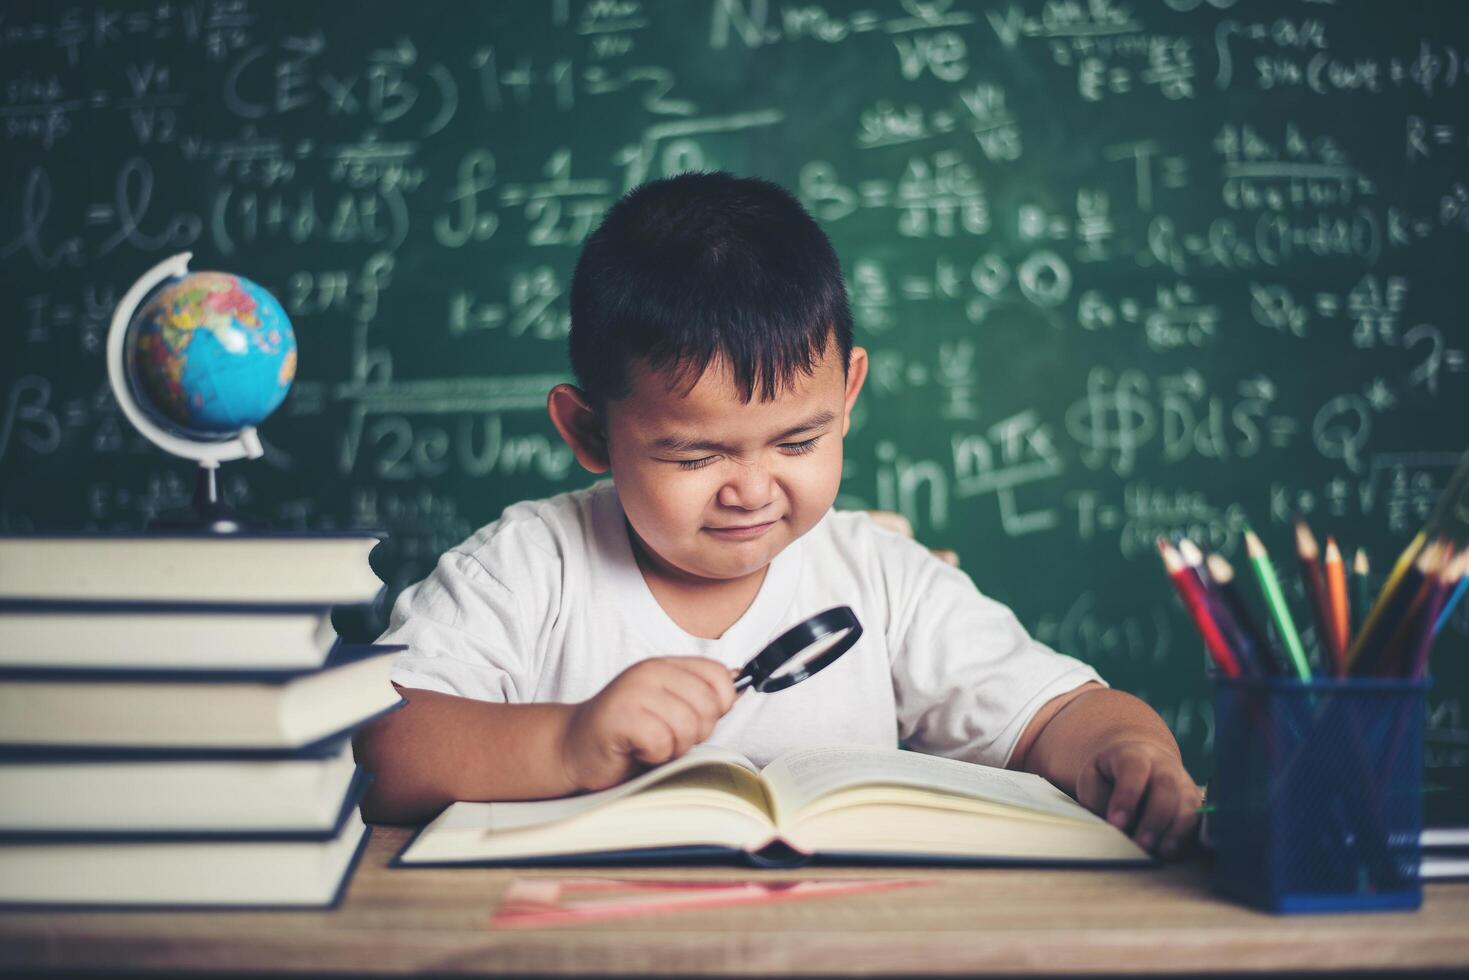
left=397, top=745, right=1149, bottom=868
left=0, top=600, right=343, bottom=672
left=0, top=737, right=362, bottom=835
left=0, top=812, right=371, bottom=908
left=0, top=532, right=384, bottom=605
left=0, top=644, right=404, bottom=750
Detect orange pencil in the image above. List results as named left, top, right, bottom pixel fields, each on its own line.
left=1324, top=536, right=1349, bottom=674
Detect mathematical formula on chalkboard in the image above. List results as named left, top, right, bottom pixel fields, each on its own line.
left=3, top=0, right=1468, bottom=773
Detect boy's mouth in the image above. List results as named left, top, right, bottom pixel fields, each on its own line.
left=706, top=520, right=778, bottom=540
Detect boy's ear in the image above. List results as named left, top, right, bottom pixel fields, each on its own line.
left=547, top=383, right=610, bottom=474
left=841, top=346, right=869, bottom=437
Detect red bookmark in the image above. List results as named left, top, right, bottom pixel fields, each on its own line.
left=491, top=876, right=936, bottom=928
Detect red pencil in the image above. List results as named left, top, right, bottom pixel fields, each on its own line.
left=1411, top=550, right=1469, bottom=677
left=1294, top=518, right=1336, bottom=675
left=1159, top=538, right=1241, bottom=677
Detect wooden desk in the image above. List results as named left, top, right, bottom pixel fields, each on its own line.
left=2, top=825, right=1468, bottom=976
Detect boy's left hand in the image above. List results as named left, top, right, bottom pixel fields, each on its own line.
left=1075, top=739, right=1202, bottom=858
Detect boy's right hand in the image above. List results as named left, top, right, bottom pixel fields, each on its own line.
left=559, top=657, right=737, bottom=792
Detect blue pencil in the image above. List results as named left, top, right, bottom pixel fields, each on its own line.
left=1433, top=559, right=1469, bottom=637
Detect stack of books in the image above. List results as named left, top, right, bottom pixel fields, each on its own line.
left=1424, top=769, right=1469, bottom=881
left=0, top=531, right=404, bottom=908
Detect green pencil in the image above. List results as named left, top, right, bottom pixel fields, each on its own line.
left=1245, top=529, right=1311, bottom=680
left=1347, top=531, right=1424, bottom=670
left=1352, top=547, right=1370, bottom=644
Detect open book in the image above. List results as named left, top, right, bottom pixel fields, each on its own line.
left=397, top=745, right=1151, bottom=868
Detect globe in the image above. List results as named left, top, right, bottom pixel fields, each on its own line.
left=125, top=270, right=297, bottom=439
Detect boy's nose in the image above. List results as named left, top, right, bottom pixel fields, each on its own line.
left=717, top=465, right=774, bottom=511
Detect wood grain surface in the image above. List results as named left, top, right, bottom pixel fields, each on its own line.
left=2, top=825, right=1467, bottom=975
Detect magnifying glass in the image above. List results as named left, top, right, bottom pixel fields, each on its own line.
left=733, top=606, right=863, bottom=694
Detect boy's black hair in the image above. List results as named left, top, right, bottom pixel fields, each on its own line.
left=569, top=171, right=852, bottom=410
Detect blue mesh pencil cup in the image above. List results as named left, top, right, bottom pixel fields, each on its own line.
left=1210, top=675, right=1426, bottom=914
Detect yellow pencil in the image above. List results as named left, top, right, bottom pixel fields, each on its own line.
left=1345, top=530, right=1425, bottom=670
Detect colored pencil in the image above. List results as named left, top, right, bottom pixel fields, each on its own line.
left=1376, top=543, right=1449, bottom=676
left=1422, top=447, right=1469, bottom=540
left=1324, top=536, right=1349, bottom=675
left=1352, top=548, right=1370, bottom=646
left=1435, top=565, right=1469, bottom=637
left=1180, top=538, right=1256, bottom=675
left=1352, top=542, right=1437, bottom=677
left=1159, top=539, right=1241, bottom=678
left=1176, top=536, right=1210, bottom=588
left=1412, top=551, right=1468, bottom=677
left=1244, top=529, right=1311, bottom=680
left=1386, top=532, right=1428, bottom=592
left=1346, top=531, right=1425, bottom=671
left=1294, top=518, right=1335, bottom=675
left=1206, top=552, right=1278, bottom=676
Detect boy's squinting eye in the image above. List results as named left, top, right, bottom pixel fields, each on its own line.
left=781, top=436, right=821, bottom=456
left=667, top=436, right=823, bottom=471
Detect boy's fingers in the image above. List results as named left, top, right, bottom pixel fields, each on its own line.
left=1102, top=753, right=1151, bottom=830
left=661, top=673, right=722, bottom=727
left=661, top=682, right=721, bottom=745
left=1132, top=777, right=1180, bottom=852
left=1159, top=794, right=1202, bottom=858
left=668, top=656, right=738, bottom=713
left=626, top=709, right=676, bottom=765
left=649, top=692, right=703, bottom=757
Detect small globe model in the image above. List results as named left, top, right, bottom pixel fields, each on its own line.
left=125, top=270, right=297, bottom=438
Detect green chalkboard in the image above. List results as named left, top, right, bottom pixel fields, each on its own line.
left=3, top=0, right=1468, bottom=777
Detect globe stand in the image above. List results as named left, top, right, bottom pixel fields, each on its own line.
left=149, top=462, right=257, bottom=534
left=107, top=251, right=283, bottom=536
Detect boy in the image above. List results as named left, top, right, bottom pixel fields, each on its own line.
left=355, top=172, right=1201, bottom=858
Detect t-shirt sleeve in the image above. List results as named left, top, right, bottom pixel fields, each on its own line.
left=379, top=544, right=539, bottom=703
left=881, top=532, right=1104, bottom=769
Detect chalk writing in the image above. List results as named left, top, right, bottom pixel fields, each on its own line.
left=3, top=0, right=1467, bottom=777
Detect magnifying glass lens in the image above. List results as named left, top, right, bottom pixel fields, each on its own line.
left=734, top=606, right=863, bottom=694
left=766, top=629, right=854, bottom=680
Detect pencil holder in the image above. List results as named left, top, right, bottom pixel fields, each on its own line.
left=1210, top=675, right=1425, bottom=914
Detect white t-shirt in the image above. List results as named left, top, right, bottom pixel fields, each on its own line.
left=382, top=481, right=1102, bottom=769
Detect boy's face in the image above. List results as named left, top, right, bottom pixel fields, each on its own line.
left=553, top=339, right=867, bottom=586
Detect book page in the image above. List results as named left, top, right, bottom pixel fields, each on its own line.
left=629, top=765, right=773, bottom=821
left=783, top=802, right=1146, bottom=863
left=761, top=746, right=1100, bottom=828
left=401, top=748, right=776, bottom=864
left=431, top=743, right=760, bottom=835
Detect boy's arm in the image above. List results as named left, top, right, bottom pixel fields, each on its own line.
left=354, top=687, right=580, bottom=825
left=355, top=656, right=737, bottom=825
left=1010, top=682, right=1201, bottom=858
